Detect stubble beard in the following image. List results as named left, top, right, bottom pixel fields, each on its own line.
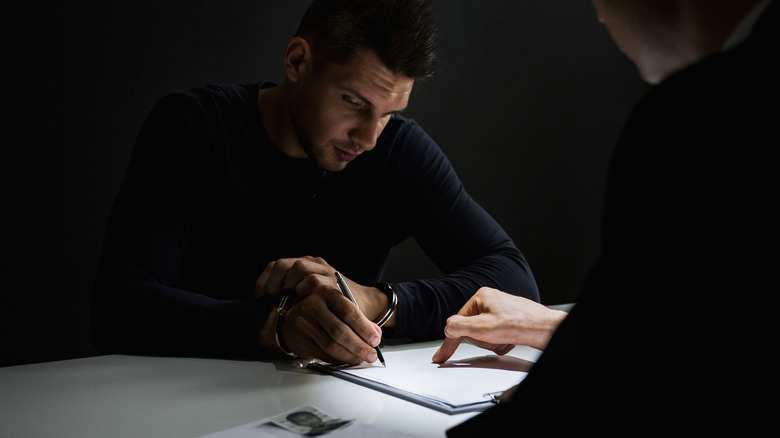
left=290, top=118, right=361, bottom=173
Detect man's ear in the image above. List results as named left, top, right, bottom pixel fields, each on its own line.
left=283, top=37, right=313, bottom=83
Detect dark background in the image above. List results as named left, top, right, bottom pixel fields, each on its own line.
left=6, top=0, right=647, bottom=367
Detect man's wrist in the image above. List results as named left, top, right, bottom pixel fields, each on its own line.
left=274, top=293, right=297, bottom=358
left=370, top=283, right=398, bottom=328
left=258, top=295, right=298, bottom=356
left=373, top=283, right=397, bottom=327
left=258, top=307, right=280, bottom=350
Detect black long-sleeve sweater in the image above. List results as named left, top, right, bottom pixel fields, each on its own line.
left=92, top=82, right=538, bottom=359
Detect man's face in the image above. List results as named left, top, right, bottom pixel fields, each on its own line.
left=289, top=49, right=414, bottom=172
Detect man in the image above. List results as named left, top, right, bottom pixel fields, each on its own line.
left=443, top=0, right=777, bottom=432
left=91, top=0, right=538, bottom=365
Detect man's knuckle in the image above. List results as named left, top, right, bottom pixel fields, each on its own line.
left=328, top=321, right=350, bottom=340
left=322, top=339, right=342, bottom=356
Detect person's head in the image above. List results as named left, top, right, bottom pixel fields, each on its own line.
left=590, top=0, right=762, bottom=84
left=278, top=0, right=438, bottom=172
left=295, top=0, right=438, bottom=80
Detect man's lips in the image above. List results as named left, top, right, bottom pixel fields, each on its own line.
left=334, top=146, right=360, bottom=162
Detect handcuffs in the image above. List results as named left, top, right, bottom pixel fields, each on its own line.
left=274, top=292, right=297, bottom=358
left=273, top=283, right=398, bottom=357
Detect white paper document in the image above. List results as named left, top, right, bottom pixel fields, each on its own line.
left=307, top=343, right=539, bottom=414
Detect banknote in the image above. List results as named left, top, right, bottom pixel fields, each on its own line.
left=269, top=405, right=353, bottom=436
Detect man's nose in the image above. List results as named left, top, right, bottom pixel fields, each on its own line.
left=349, top=115, right=386, bottom=151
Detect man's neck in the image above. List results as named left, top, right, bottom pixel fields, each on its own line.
left=644, top=0, right=764, bottom=84
left=683, top=0, right=764, bottom=56
left=257, top=85, right=307, bottom=159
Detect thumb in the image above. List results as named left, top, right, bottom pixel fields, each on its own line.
left=371, top=322, right=383, bottom=347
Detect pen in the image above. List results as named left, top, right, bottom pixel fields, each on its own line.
left=334, top=271, right=386, bottom=367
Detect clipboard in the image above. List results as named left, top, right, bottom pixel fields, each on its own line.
left=307, top=362, right=496, bottom=414
left=306, top=344, right=537, bottom=415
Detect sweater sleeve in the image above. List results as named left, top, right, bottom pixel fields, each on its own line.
left=383, top=120, right=539, bottom=339
left=91, top=92, right=274, bottom=359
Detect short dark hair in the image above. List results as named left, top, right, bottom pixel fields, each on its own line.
left=295, top=0, right=438, bottom=79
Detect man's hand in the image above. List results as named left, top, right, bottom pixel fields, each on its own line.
left=255, top=256, right=392, bottom=325
left=286, top=285, right=382, bottom=364
left=255, top=256, right=390, bottom=364
left=432, top=287, right=568, bottom=364
left=255, top=256, right=335, bottom=298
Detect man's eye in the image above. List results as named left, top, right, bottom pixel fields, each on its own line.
left=343, top=96, right=363, bottom=108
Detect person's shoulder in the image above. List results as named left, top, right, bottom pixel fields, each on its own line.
left=160, top=83, right=261, bottom=107
left=381, top=113, right=423, bottom=138
left=147, top=83, right=266, bottom=128
left=377, top=114, right=437, bottom=153
left=370, top=114, right=454, bottom=175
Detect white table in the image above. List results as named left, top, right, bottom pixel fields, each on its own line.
left=0, top=340, right=543, bottom=438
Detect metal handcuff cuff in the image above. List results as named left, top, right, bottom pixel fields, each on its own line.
left=374, top=283, right=397, bottom=328
left=274, top=292, right=298, bottom=358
